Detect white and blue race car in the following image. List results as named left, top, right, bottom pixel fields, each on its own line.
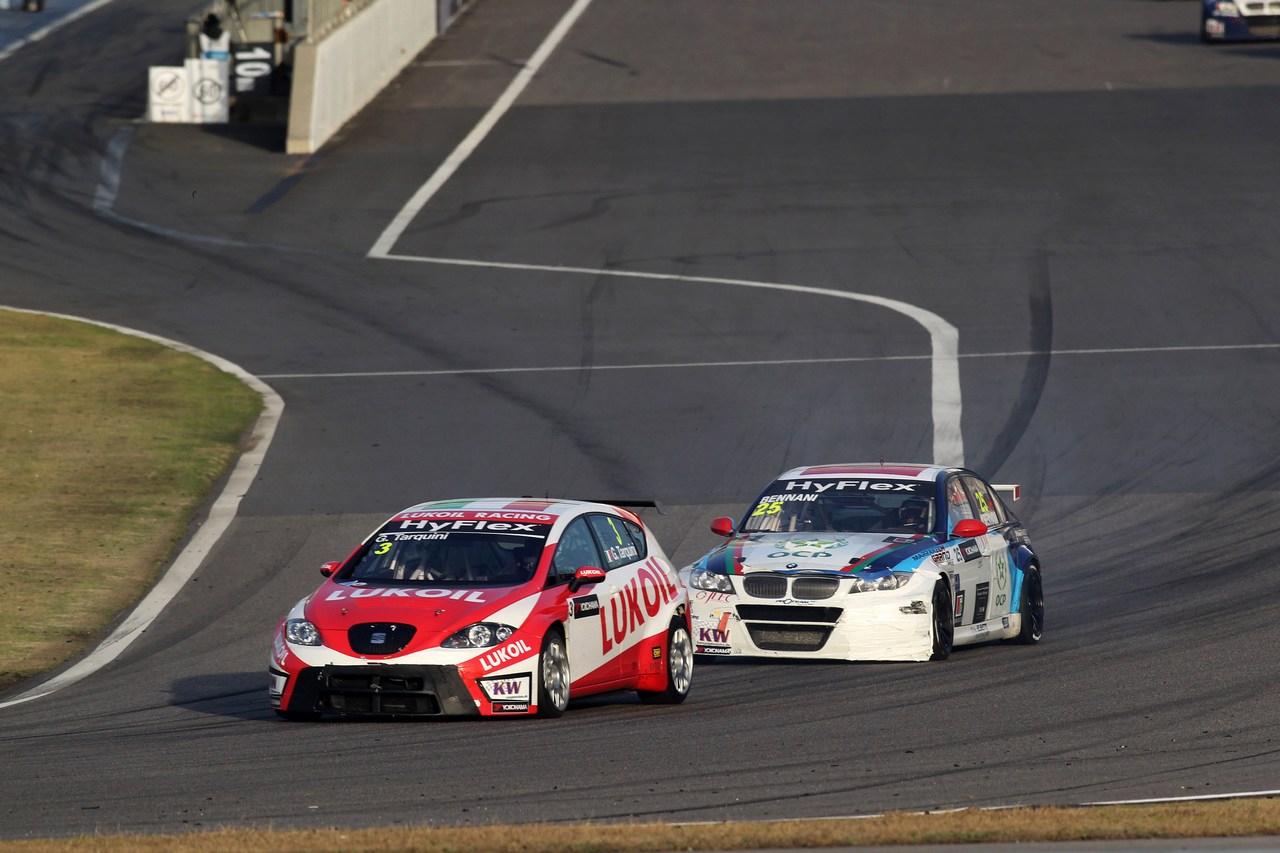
left=680, top=464, right=1044, bottom=662
left=1202, top=0, right=1280, bottom=41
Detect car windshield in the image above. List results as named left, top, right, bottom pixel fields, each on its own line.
left=339, top=521, right=550, bottom=586
left=740, top=479, right=935, bottom=535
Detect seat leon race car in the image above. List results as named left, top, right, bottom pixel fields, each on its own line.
left=269, top=499, right=693, bottom=719
left=680, top=464, right=1044, bottom=662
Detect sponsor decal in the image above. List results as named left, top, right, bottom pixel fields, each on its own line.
left=954, top=590, right=965, bottom=626
left=325, top=587, right=487, bottom=603
left=781, top=480, right=920, bottom=493
left=492, top=702, right=530, bottom=713
left=571, top=595, right=600, bottom=619
left=651, top=646, right=663, bottom=660
left=1002, top=616, right=1010, bottom=629
left=478, top=674, right=531, bottom=702
left=959, top=540, right=982, bottom=562
left=397, top=519, right=543, bottom=534
left=765, top=537, right=848, bottom=559
left=698, top=627, right=730, bottom=644
left=883, top=536, right=917, bottom=544
left=398, top=511, right=554, bottom=522
left=599, top=560, right=680, bottom=655
left=478, top=638, right=534, bottom=673
left=973, top=582, right=990, bottom=623
left=995, top=549, right=1009, bottom=590
left=694, top=590, right=733, bottom=603
left=697, top=645, right=732, bottom=655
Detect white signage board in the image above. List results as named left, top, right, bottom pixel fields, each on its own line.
left=148, top=66, right=190, bottom=123
left=186, top=57, right=229, bottom=124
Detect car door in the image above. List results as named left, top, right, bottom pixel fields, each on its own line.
left=585, top=512, right=655, bottom=684
left=550, top=516, right=611, bottom=691
left=942, top=475, right=995, bottom=628
left=960, top=475, right=1015, bottom=623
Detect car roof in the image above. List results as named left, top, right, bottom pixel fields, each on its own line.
left=774, top=463, right=952, bottom=481
left=388, top=497, right=638, bottom=522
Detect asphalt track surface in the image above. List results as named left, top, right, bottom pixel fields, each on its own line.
left=1, top=0, right=1279, bottom=841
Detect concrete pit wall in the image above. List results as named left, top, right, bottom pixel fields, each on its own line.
left=286, top=0, right=441, bottom=154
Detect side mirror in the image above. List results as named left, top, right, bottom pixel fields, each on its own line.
left=710, top=517, right=735, bottom=537
left=952, top=519, right=989, bottom=539
left=569, top=565, right=606, bottom=592
left=320, top=561, right=339, bottom=577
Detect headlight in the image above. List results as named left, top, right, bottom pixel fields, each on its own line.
left=285, top=618, right=321, bottom=646
left=689, top=567, right=734, bottom=594
left=442, top=622, right=517, bottom=649
left=849, top=571, right=914, bottom=593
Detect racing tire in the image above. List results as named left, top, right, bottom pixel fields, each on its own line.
left=637, top=619, right=694, bottom=705
left=537, top=628, right=570, bottom=718
left=1013, top=565, right=1044, bottom=645
left=930, top=581, right=953, bottom=661
left=275, top=709, right=322, bottom=722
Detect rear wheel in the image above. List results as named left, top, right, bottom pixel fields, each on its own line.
left=537, top=629, right=570, bottom=718
left=930, top=582, right=953, bottom=661
left=1014, top=565, right=1044, bottom=644
left=638, top=619, right=694, bottom=704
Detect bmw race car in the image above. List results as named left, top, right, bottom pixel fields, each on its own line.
left=1202, top=0, right=1280, bottom=41
left=269, top=498, right=693, bottom=719
left=680, top=464, right=1044, bottom=662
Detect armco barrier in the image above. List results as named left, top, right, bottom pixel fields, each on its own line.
left=286, top=0, right=452, bottom=154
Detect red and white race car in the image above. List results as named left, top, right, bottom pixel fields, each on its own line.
left=268, top=498, right=693, bottom=719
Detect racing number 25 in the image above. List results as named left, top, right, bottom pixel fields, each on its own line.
left=751, top=501, right=782, bottom=517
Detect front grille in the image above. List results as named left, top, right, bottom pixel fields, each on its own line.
left=318, top=668, right=441, bottom=715
left=746, top=625, right=833, bottom=652
left=792, top=577, right=839, bottom=600
left=348, top=622, right=415, bottom=655
left=736, top=605, right=842, bottom=623
left=743, top=575, right=788, bottom=598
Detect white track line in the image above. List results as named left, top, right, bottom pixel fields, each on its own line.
left=367, top=0, right=598, bottom=258
left=377, top=254, right=966, bottom=466
left=0, top=309, right=283, bottom=710
left=257, top=341, right=1280, bottom=380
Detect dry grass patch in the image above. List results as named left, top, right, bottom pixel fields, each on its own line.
left=0, top=799, right=1277, bottom=852
left=0, top=310, right=262, bottom=691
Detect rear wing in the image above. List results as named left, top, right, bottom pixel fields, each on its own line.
left=992, top=484, right=1021, bottom=502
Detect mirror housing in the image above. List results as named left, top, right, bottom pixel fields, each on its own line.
left=569, top=565, right=606, bottom=592
left=952, top=519, right=989, bottom=539
left=320, top=561, right=340, bottom=577
left=710, top=517, right=735, bottom=537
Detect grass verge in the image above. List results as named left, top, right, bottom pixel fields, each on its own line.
left=0, top=309, right=263, bottom=693
left=0, top=799, right=1278, bottom=851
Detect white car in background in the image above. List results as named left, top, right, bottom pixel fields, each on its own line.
left=680, top=463, right=1044, bottom=662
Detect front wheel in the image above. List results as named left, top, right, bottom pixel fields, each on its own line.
left=930, top=582, right=953, bottom=661
left=638, top=620, right=694, bottom=704
left=537, top=629, right=570, bottom=718
left=1013, top=565, right=1044, bottom=644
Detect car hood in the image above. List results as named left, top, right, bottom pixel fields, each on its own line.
left=304, top=582, right=527, bottom=643
left=696, top=531, right=936, bottom=574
